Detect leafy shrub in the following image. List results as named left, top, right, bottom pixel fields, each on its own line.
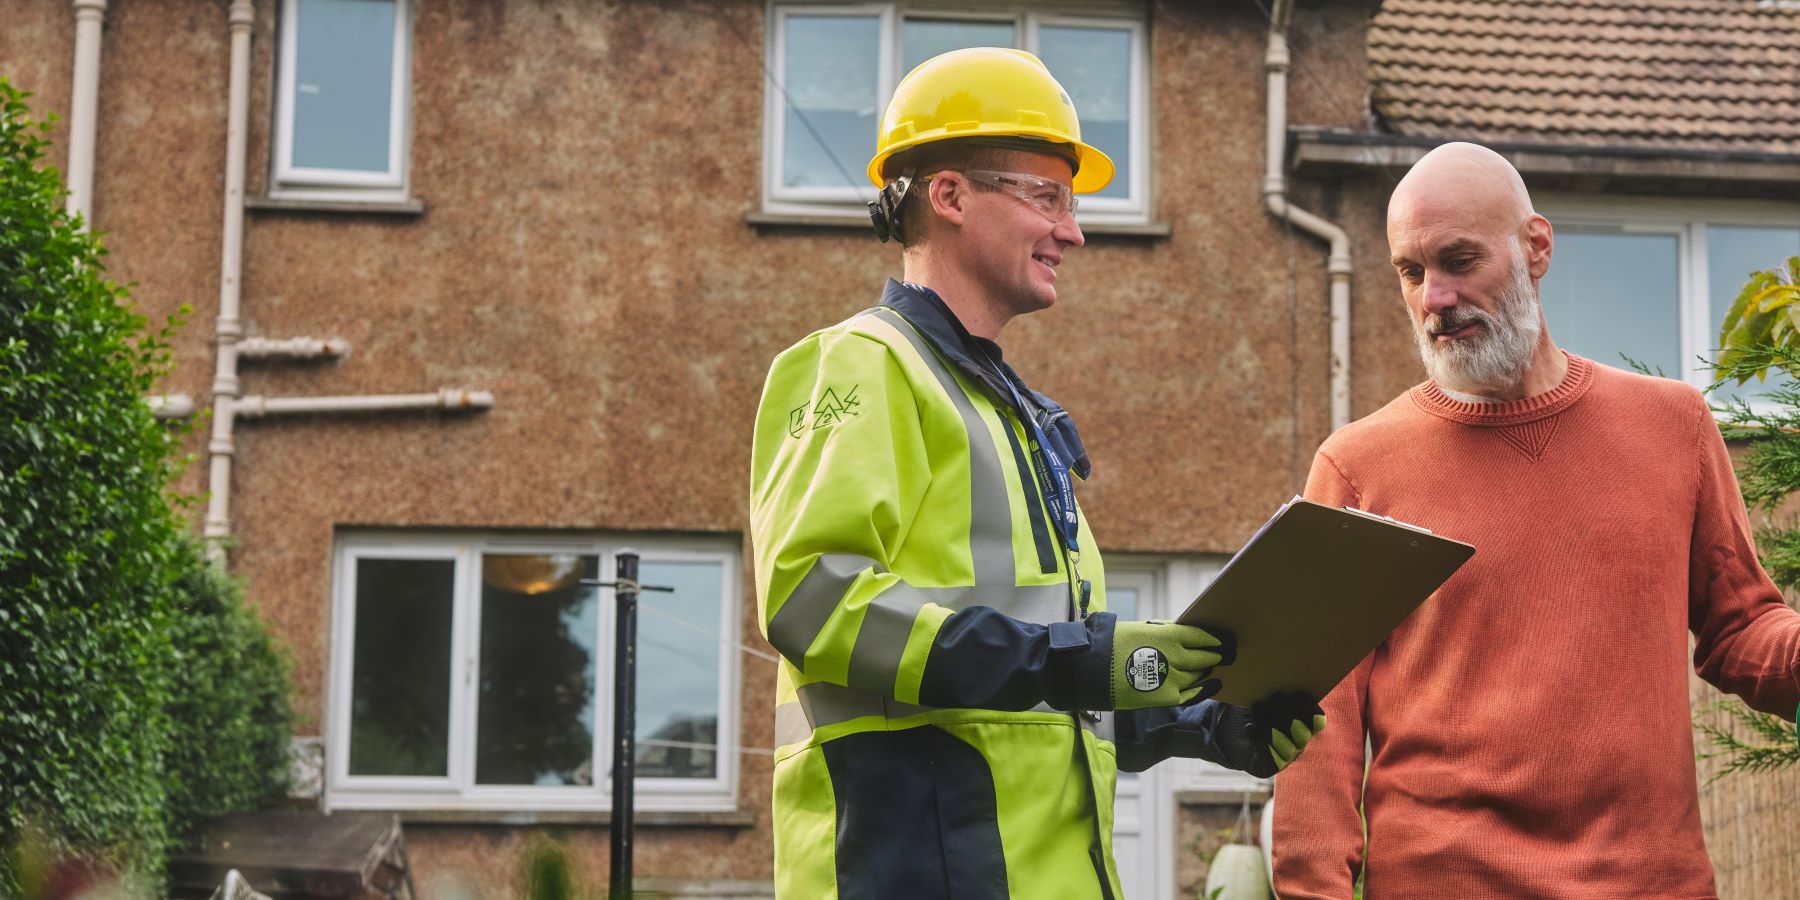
left=0, top=78, right=294, bottom=888
left=163, top=551, right=294, bottom=841
left=0, top=75, right=186, bottom=882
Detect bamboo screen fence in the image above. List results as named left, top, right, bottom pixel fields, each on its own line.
left=1692, top=672, right=1800, bottom=897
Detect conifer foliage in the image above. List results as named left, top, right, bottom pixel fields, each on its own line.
left=1701, top=256, right=1800, bottom=776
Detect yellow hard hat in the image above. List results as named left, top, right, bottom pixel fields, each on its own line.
left=866, top=47, right=1115, bottom=194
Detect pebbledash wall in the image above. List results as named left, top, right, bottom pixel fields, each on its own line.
left=20, top=0, right=1784, bottom=895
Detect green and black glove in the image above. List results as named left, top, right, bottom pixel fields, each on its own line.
left=1110, top=619, right=1234, bottom=710
left=1210, top=692, right=1326, bottom=778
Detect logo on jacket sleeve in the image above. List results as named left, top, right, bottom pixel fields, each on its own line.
left=1126, top=646, right=1166, bottom=692
left=789, top=385, right=861, bottom=437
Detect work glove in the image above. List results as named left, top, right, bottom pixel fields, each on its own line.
left=1210, top=692, right=1326, bottom=778
left=1110, top=620, right=1233, bottom=710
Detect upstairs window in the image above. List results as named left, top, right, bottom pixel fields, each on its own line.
left=273, top=0, right=412, bottom=200
left=764, top=2, right=1149, bottom=222
left=1538, top=198, right=1800, bottom=406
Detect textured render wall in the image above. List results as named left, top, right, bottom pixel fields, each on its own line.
left=0, top=0, right=1394, bottom=889
left=3, top=3, right=76, bottom=177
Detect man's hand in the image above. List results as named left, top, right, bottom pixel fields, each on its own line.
left=1110, top=620, right=1234, bottom=710
left=1212, top=692, right=1326, bottom=778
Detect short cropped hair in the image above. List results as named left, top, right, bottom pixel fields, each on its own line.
left=882, top=141, right=1014, bottom=248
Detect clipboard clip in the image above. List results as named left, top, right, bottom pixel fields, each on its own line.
left=1342, top=505, right=1435, bottom=535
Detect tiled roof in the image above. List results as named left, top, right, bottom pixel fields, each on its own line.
left=1367, top=0, right=1800, bottom=156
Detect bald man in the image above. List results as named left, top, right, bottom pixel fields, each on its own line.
left=1270, top=142, right=1800, bottom=898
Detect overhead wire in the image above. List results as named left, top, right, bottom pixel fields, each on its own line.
left=706, top=0, right=876, bottom=201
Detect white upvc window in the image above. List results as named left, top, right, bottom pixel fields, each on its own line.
left=325, top=532, right=742, bottom=813
left=273, top=0, right=413, bottom=201
left=1537, top=196, right=1800, bottom=406
left=763, top=1, right=1150, bottom=223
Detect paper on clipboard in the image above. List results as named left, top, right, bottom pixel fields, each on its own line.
left=1176, top=497, right=1474, bottom=706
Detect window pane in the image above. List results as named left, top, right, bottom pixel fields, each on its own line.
left=475, top=554, right=600, bottom=786
left=1108, top=586, right=1139, bottom=621
left=350, top=557, right=454, bottom=777
left=782, top=15, right=879, bottom=190
left=901, top=19, right=1016, bottom=75
left=1539, top=230, right=1681, bottom=377
left=635, top=560, right=725, bottom=779
left=1709, top=226, right=1800, bottom=404
left=293, top=0, right=396, bottom=173
left=1037, top=26, right=1131, bottom=200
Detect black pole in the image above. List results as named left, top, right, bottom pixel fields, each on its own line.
left=610, top=551, right=639, bottom=900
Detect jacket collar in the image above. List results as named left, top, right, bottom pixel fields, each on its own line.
left=878, top=279, right=1091, bottom=479
left=880, top=279, right=1016, bottom=405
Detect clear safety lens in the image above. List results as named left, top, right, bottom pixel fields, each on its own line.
left=960, top=169, right=1078, bottom=223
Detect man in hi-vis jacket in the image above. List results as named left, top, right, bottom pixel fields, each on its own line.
left=749, top=48, right=1324, bottom=899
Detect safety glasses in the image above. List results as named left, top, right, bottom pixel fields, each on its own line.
left=958, top=169, right=1079, bottom=224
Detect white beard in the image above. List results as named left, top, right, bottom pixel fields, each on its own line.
left=1413, top=253, right=1542, bottom=395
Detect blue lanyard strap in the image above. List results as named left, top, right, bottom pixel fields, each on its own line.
left=981, top=355, right=1094, bottom=619
left=991, top=368, right=1081, bottom=556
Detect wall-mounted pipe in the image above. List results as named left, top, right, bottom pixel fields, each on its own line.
left=202, top=0, right=256, bottom=565
left=232, top=389, right=495, bottom=418
left=65, top=0, right=107, bottom=222
left=200, top=1, right=493, bottom=567
left=1265, top=0, right=1354, bottom=431
left=148, top=394, right=196, bottom=419
left=238, top=336, right=350, bottom=360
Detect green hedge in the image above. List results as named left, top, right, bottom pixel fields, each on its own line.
left=0, top=78, right=293, bottom=889
left=164, top=552, right=294, bottom=841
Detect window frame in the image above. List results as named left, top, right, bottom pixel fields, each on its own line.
left=325, top=531, right=743, bottom=814
left=761, top=0, right=1151, bottom=223
left=1538, top=194, right=1800, bottom=397
left=1103, top=554, right=1262, bottom=792
left=272, top=0, right=415, bottom=201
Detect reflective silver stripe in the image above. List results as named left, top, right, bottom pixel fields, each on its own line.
left=788, top=683, right=1093, bottom=738
left=867, top=308, right=1015, bottom=587
left=846, top=581, right=932, bottom=692
left=796, top=681, right=937, bottom=732
left=776, top=552, right=1074, bottom=677
left=766, top=553, right=873, bottom=661
left=845, top=581, right=1070, bottom=692
left=774, top=701, right=810, bottom=746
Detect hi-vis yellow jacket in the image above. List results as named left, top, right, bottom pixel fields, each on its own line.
left=751, top=280, right=1137, bottom=900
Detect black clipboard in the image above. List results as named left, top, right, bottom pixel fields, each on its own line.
left=1176, top=497, right=1475, bottom=706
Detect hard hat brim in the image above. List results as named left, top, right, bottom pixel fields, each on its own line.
left=867, top=129, right=1116, bottom=195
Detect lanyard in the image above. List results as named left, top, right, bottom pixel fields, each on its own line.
left=984, top=355, right=1092, bottom=617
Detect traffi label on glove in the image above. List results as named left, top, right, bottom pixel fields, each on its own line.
left=1126, top=647, right=1167, bottom=692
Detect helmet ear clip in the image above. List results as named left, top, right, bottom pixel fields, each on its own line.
left=868, top=174, right=915, bottom=244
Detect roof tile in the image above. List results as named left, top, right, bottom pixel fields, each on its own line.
left=1367, top=0, right=1800, bottom=155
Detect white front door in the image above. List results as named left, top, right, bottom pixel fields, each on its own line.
left=1107, top=558, right=1264, bottom=898
left=1106, top=571, right=1160, bottom=900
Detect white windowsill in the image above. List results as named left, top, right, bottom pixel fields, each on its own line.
left=248, top=195, right=425, bottom=215
left=388, top=808, right=758, bottom=827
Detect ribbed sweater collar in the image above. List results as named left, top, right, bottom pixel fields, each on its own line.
left=1410, top=352, right=1596, bottom=427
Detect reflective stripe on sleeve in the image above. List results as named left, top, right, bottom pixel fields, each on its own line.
left=766, top=553, right=871, bottom=663
left=772, top=549, right=1069, bottom=678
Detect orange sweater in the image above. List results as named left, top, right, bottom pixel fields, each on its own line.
left=1271, top=354, right=1800, bottom=899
